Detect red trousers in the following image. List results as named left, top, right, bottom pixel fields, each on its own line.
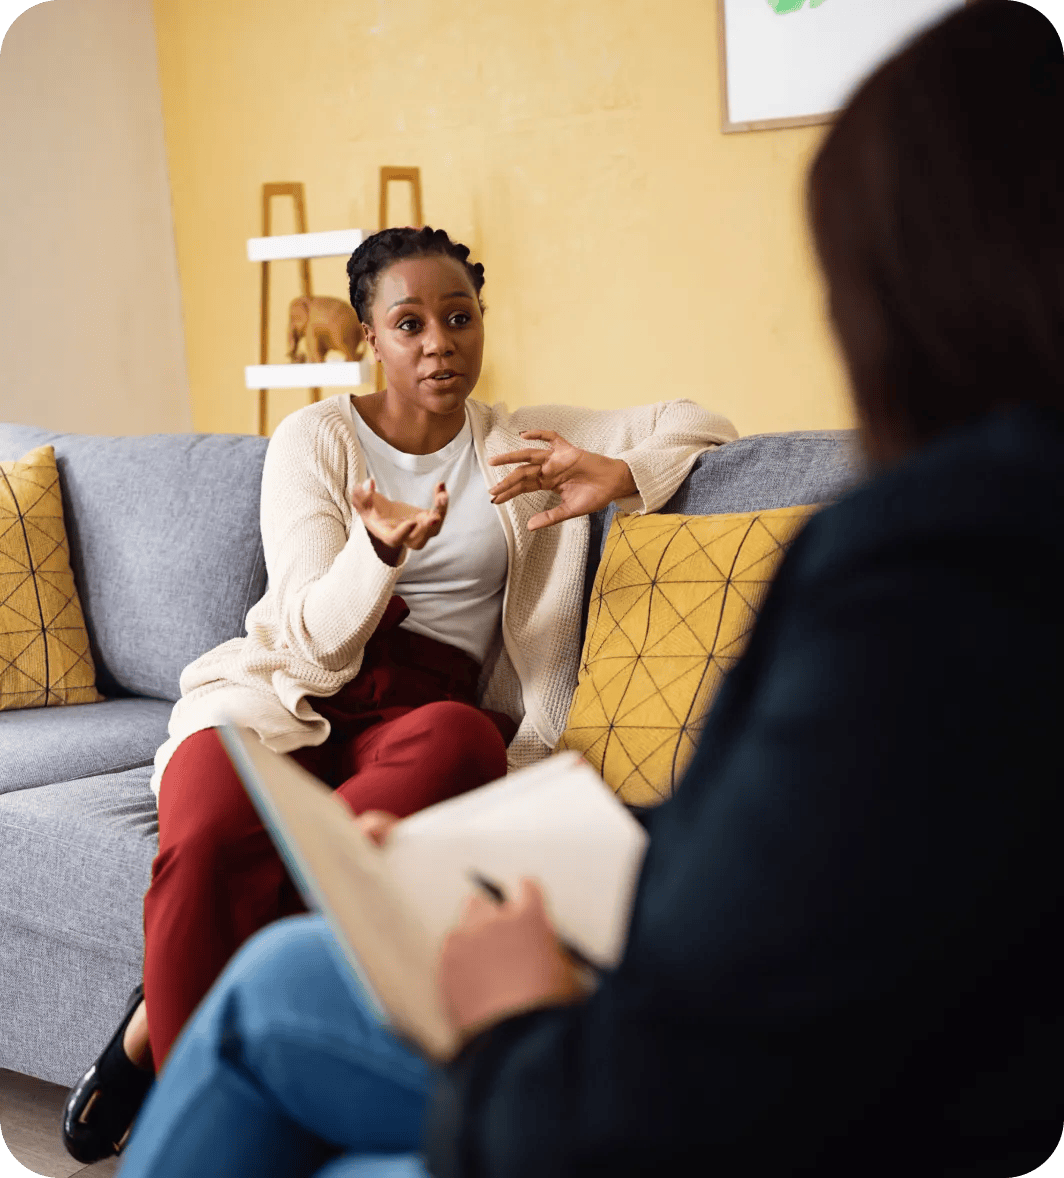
left=143, top=597, right=515, bottom=1066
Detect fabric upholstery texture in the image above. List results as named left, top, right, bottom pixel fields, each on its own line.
left=0, top=765, right=157, bottom=1084
left=0, top=425, right=269, bottom=702
left=559, top=506, right=816, bottom=805
left=0, top=697, right=173, bottom=794
left=0, top=445, right=103, bottom=711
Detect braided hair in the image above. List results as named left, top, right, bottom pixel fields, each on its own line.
left=346, top=226, right=486, bottom=326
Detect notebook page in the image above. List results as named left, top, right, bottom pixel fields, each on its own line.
left=381, top=753, right=649, bottom=969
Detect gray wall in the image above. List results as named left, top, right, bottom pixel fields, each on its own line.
left=0, top=0, right=191, bottom=435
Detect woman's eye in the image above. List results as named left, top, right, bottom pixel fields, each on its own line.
left=396, top=318, right=420, bottom=332
left=449, top=313, right=471, bottom=327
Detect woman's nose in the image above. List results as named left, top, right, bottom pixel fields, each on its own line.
left=422, top=319, right=454, bottom=356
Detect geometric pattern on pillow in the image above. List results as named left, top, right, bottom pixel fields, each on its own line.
left=0, top=445, right=104, bottom=710
left=557, top=506, right=816, bottom=806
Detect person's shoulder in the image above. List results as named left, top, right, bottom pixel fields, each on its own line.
left=806, top=404, right=1064, bottom=574
left=470, top=397, right=525, bottom=442
left=271, top=393, right=350, bottom=435
left=263, top=396, right=361, bottom=492
left=841, top=404, right=1062, bottom=518
left=472, top=398, right=631, bottom=450
left=268, top=394, right=356, bottom=451
left=466, top=397, right=501, bottom=427
left=487, top=398, right=737, bottom=440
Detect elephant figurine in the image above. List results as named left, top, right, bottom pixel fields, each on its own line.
left=287, top=296, right=366, bottom=363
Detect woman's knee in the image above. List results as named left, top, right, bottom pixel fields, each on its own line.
left=412, top=701, right=508, bottom=782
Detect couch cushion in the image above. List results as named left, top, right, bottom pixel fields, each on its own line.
left=0, top=426, right=268, bottom=702
left=0, top=445, right=104, bottom=710
left=0, top=697, right=173, bottom=794
left=559, top=506, right=815, bottom=805
left=0, top=766, right=157, bottom=1083
left=0, top=765, right=157, bottom=957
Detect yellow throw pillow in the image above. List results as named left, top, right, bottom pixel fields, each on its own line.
left=557, top=506, right=816, bottom=806
left=0, top=445, right=103, bottom=710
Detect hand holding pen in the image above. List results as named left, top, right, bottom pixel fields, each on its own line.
left=468, top=871, right=604, bottom=979
left=437, top=875, right=593, bottom=1041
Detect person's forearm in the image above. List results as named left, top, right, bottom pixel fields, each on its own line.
left=273, top=534, right=400, bottom=669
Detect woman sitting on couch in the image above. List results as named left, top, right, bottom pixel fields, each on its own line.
left=110, top=2, right=1064, bottom=1175
left=61, top=226, right=736, bottom=1163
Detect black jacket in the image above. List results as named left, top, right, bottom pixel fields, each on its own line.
left=426, top=405, right=1064, bottom=1177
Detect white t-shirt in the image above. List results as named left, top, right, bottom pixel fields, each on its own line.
left=346, top=399, right=509, bottom=666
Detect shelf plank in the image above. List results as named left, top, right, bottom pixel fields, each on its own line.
left=245, top=361, right=373, bottom=389
left=247, top=228, right=364, bottom=262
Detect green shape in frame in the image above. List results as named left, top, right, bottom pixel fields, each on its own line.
left=767, top=0, right=829, bottom=12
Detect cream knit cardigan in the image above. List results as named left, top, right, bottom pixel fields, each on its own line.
left=149, top=394, right=737, bottom=798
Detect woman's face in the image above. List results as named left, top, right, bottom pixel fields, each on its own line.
left=363, top=254, right=484, bottom=419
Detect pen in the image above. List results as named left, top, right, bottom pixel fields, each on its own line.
left=467, top=870, right=604, bottom=976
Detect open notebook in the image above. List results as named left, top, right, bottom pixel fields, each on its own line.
left=217, top=725, right=650, bottom=1061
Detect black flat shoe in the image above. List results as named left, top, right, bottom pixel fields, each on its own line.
left=62, top=983, right=154, bottom=1163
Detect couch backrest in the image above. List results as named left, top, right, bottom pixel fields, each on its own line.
left=582, top=430, right=865, bottom=639
left=1, top=422, right=863, bottom=702
left=0, top=425, right=268, bottom=702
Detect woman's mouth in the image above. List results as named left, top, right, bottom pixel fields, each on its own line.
left=425, top=370, right=462, bottom=386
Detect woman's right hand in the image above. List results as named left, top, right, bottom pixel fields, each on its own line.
left=351, top=478, right=449, bottom=567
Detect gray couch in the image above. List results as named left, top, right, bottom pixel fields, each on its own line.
left=0, top=419, right=861, bottom=1088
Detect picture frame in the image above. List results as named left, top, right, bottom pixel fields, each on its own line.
left=717, top=0, right=974, bottom=133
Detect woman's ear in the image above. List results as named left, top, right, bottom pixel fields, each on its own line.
left=361, top=322, right=381, bottom=363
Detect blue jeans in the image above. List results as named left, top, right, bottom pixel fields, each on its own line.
left=117, top=915, right=434, bottom=1178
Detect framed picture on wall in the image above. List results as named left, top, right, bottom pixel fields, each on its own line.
left=717, top=0, right=970, bottom=133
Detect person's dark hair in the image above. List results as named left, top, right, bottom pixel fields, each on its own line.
left=808, top=0, right=1064, bottom=465
left=346, top=226, right=486, bottom=326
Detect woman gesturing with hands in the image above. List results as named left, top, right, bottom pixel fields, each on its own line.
left=489, top=429, right=638, bottom=531
left=351, top=477, right=450, bottom=565
left=351, top=423, right=641, bottom=560
left=64, top=224, right=735, bottom=1167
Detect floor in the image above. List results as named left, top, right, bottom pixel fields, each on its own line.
left=0, top=1069, right=120, bottom=1178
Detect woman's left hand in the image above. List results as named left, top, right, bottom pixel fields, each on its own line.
left=489, top=431, right=637, bottom=531
left=437, top=879, right=585, bottom=1041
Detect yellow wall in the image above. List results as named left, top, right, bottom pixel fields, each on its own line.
left=1, top=0, right=190, bottom=436
left=153, top=0, right=855, bottom=438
